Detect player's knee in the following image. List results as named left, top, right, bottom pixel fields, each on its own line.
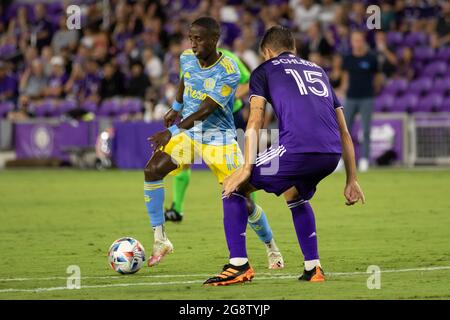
left=283, top=186, right=300, bottom=202
left=245, top=197, right=255, bottom=215
left=144, top=161, right=163, bottom=181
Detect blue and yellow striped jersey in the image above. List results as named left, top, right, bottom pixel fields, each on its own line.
left=180, top=49, right=241, bottom=145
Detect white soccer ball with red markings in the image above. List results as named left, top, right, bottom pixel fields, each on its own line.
left=108, top=237, right=146, bottom=274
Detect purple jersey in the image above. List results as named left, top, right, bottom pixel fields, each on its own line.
left=249, top=52, right=342, bottom=154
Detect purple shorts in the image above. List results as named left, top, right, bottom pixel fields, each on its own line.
left=250, top=149, right=341, bottom=199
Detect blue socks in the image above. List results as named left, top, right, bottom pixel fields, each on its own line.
left=144, top=180, right=165, bottom=227
left=248, top=204, right=273, bottom=243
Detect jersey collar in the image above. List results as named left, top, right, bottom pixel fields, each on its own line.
left=197, top=51, right=224, bottom=70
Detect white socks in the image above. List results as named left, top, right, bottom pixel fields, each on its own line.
left=230, top=258, right=248, bottom=266
left=265, top=238, right=280, bottom=253
left=304, top=259, right=321, bottom=271
left=153, top=225, right=167, bottom=241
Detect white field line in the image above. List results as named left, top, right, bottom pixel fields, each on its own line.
left=1, top=265, right=450, bottom=283
left=0, top=266, right=449, bottom=294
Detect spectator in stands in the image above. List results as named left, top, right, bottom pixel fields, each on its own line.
left=40, top=46, right=54, bottom=76
left=7, top=6, right=30, bottom=52
left=374, top=31, right=398, bottom=79
left=0, top=60, right=17, bottom=103
left=99, top=62, right=125, bottom=101
left=290, top=0, right=321, bottom=32
left=18, top=58, right=47, bottom=103
left=432, top=1, right=450, bottom=47
left=342, top=31, right=381, bottom=172
left=52, top=16, right=79, bottom=54
left=31, top=3, right=53, bottom=52
left=117, top=38, right=140, bottom=75
left=233, top=38, right=260, bottom=71
left=82, top=58, right=101, bottom=105
left=64, top=63, right=85, bottom=102
left=328, top=54, right=345, bottom=103
left=305, top=21, right=333, bottom=60
left=395, top=47, right=416, bottom=80
left=44, top=56, right=68, bottom=99
left=318, top=0, right=337, bottom=28
left=126, top=61, right=151, bottom=99
left=380, top=1, right=397, bottom=31
left=142, top=47, right=163, bottom=85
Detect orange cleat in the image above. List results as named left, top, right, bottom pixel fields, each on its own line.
left=298, top=266, right=325, bottom=282
left=204, top=263, right=255, bottom=286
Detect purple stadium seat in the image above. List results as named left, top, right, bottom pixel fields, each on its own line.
left=382, top=78, right=409, bottom=96
left=408, top=77, right=433, bottom=96
left=442, top=97, right=450, bottom=112
left=374, top=94, right=395, bottom=112
left=0, top=101, right=15, bottom=118
left=422, top=61, right=448, bottom=77
left=431, top=77, right=450, bottom=95
left=417, top=93, right=444, bottom=112
left=98, top=99, right=120, bottom=116
left=81, top=101, right=98, bottom=113
left=403, top=32, right=428, bottom=47
left=30, top=101, right=48, bottom=117
left=392, top=93, right=419, bottom=113
left=47, top=101, right=64, bottom=117
left=60, top=100, right=77, bottom=113
left=413, top=46, right=434, bottom=62
left=122, top=98, right=143, bottom=114
left=386, top=31, right=404, bottom=48
left=435, top=46, right=450, bottom=62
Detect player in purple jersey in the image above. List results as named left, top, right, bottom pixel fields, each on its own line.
left=204, top=26, right=365, bottom=286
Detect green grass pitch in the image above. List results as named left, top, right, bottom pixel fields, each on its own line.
left=0, top=168, right=449, bottom=300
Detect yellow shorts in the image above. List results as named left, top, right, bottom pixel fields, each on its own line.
left=163, top=132, right=243, bottom=184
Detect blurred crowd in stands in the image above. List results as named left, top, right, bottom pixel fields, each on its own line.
left=0, top=0, right=450, bottom=122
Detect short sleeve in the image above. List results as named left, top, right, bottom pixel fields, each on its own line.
left=249, top=66, right=269, bottom=102
left=331, top=88, right=343, bottom=109
left=207, top=69, right=240, bottom=109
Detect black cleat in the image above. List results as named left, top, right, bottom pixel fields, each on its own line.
left=164, top=203, right=183, bottom=222
left=298, top=266, right=325, bottom=282
left=203, top=262, right=255, bottom=286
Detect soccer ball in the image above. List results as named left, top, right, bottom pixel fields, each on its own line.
left=108, top=237, right=146, bottom=274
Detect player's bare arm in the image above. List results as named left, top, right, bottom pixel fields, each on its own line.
left=336, top=107, right=365, bottom=205
left=148, top=96, right=221, bottom=151
left=164, top=77, right=185, bottom=128
left=223, top=96, right=266, bottom=197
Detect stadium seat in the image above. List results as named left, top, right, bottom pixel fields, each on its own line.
left=382, top=78, right=409, bottom=96
left=422, top=61, right=448, bottom=77
left=392, top=93, right=419, bottom=113
left=0, top=101, right=15, bottom=118
left=374, top=94, right=395, bottom=112
left=432, top=77, right=450, bottom=95
left=417, top=93, right=444, bottom=112
left=121, top=98, right=143, bottom=114
left=30, top=101, right=48, bottom=118
left=442, top=97, right=450, bottom=112
left=408, top=77, right=433, bottom=96
left=386, top=31, right=404, bottom=48
left=413, top=46, right=435, bottom=63
left=403, top=32, right=428, bottom=47
left=435, top=46, right=450, bottom=62
left=81, top=101, right=98, bottom=114
left=98, top=99, right=120, bottom=116
left=60, top=100, right=77, bottom=113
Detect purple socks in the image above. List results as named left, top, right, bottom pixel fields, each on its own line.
left=287, top=199, right=319, bottom=261
left=222, top=192, right=248, bottom=259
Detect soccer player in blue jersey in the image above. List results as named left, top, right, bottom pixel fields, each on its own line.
left=144, top=17, right=284, bottom=270
left=204, top=26, right=365, bottom=286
